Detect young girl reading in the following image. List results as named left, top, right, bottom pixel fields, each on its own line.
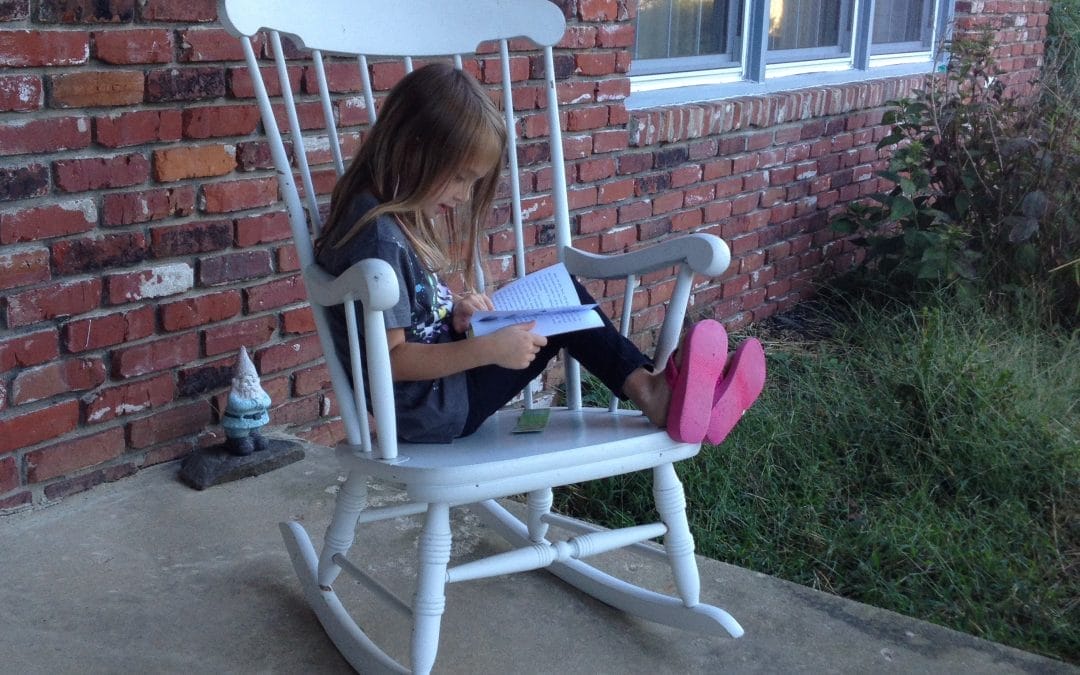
left=315, top=63, right=764, bottom=445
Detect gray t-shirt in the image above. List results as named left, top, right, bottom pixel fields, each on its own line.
left=316, top=193, right=468, bottom=443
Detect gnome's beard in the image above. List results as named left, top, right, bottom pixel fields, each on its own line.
left=234, top=374, right=266, bottom=401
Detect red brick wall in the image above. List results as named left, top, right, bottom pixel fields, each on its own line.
left=0, top=0, right=1049, bottom=509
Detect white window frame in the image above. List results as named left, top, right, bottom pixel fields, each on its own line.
left=628, top=0, right=955, bottom=110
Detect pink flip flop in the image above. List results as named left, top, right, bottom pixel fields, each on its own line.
left=664, top=320, right=729, bottom=443
left=706, top=338, right=766, bottom=444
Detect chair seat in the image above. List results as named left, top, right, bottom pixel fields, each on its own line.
left=337, top=407, right=700, bottom=503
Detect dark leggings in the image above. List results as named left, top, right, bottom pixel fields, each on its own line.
left=459, top=279, right=651, bottom=437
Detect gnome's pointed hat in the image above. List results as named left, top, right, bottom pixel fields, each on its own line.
left=232, top=346, right=270, bottom=400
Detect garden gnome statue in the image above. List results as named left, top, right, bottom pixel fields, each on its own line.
left=222, top=346, right=271, bottom=456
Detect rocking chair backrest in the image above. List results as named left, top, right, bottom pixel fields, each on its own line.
left=219, top=0, right=573, bottom=459
left=219, top=0, right=567, bottom=262
left=218, top=0, right=729, bottom=460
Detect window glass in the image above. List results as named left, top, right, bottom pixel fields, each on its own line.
left=629, top=0, right=947, bottom=103
left=634, top=0, right=741, bottom=73
left=871, top=0, right=934, bottom=54
left=766, top=0, right=852, bottom=63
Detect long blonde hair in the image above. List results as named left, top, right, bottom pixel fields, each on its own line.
left=317, top=62, right=507, bottom=290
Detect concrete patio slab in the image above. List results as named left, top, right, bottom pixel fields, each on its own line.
left=0, top=439, right=1071, bottom=674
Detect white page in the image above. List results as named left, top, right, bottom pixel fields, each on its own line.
left=470, top=263, right=603, bottom=337
left=491, top=262, right=578, bottom=311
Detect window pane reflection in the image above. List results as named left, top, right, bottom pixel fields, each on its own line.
left=767, top=0, right=852, bottom=63
left=635, top=0, right=739, bottom=65
left=872, top=0, right=934, bottom=54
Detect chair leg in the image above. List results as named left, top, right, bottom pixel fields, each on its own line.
left=280, top=522, right=409, bottom=674
left=318, top=469, right=368, bottom=588
left=526, top=488, right=553, bottom=543
left=411, top=503, right=451, bottom=675
left=653, top=462, right=700, bottom=607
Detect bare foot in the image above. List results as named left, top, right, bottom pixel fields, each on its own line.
left=622, top=366, right=671, bottom=427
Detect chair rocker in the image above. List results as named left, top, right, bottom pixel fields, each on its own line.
left=219, top=0, right=744, bottom=671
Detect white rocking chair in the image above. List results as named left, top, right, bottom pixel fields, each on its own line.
left=218, top=0, right=743, bottom=672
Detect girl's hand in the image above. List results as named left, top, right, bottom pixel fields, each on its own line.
left=486, top=321, right=548, bottom=369
left=452, top=292, right=495, bottom=334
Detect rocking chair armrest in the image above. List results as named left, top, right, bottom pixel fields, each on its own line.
left=562, top=233, right=731, bottom=281
left=302, top=258, right=400, bottom=311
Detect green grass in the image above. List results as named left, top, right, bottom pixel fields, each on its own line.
left=557, top=293, right=1079, bottom=663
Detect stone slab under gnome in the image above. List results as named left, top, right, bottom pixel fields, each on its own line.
left=179, top=346, right=304, bottom=490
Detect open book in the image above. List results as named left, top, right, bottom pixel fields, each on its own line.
left=470, top=262, right=603, bottom=337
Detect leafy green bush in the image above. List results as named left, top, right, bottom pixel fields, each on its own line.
left=830, top=33, right=1079, bottom=325
left=558, top=294, right=1079, bottom=662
